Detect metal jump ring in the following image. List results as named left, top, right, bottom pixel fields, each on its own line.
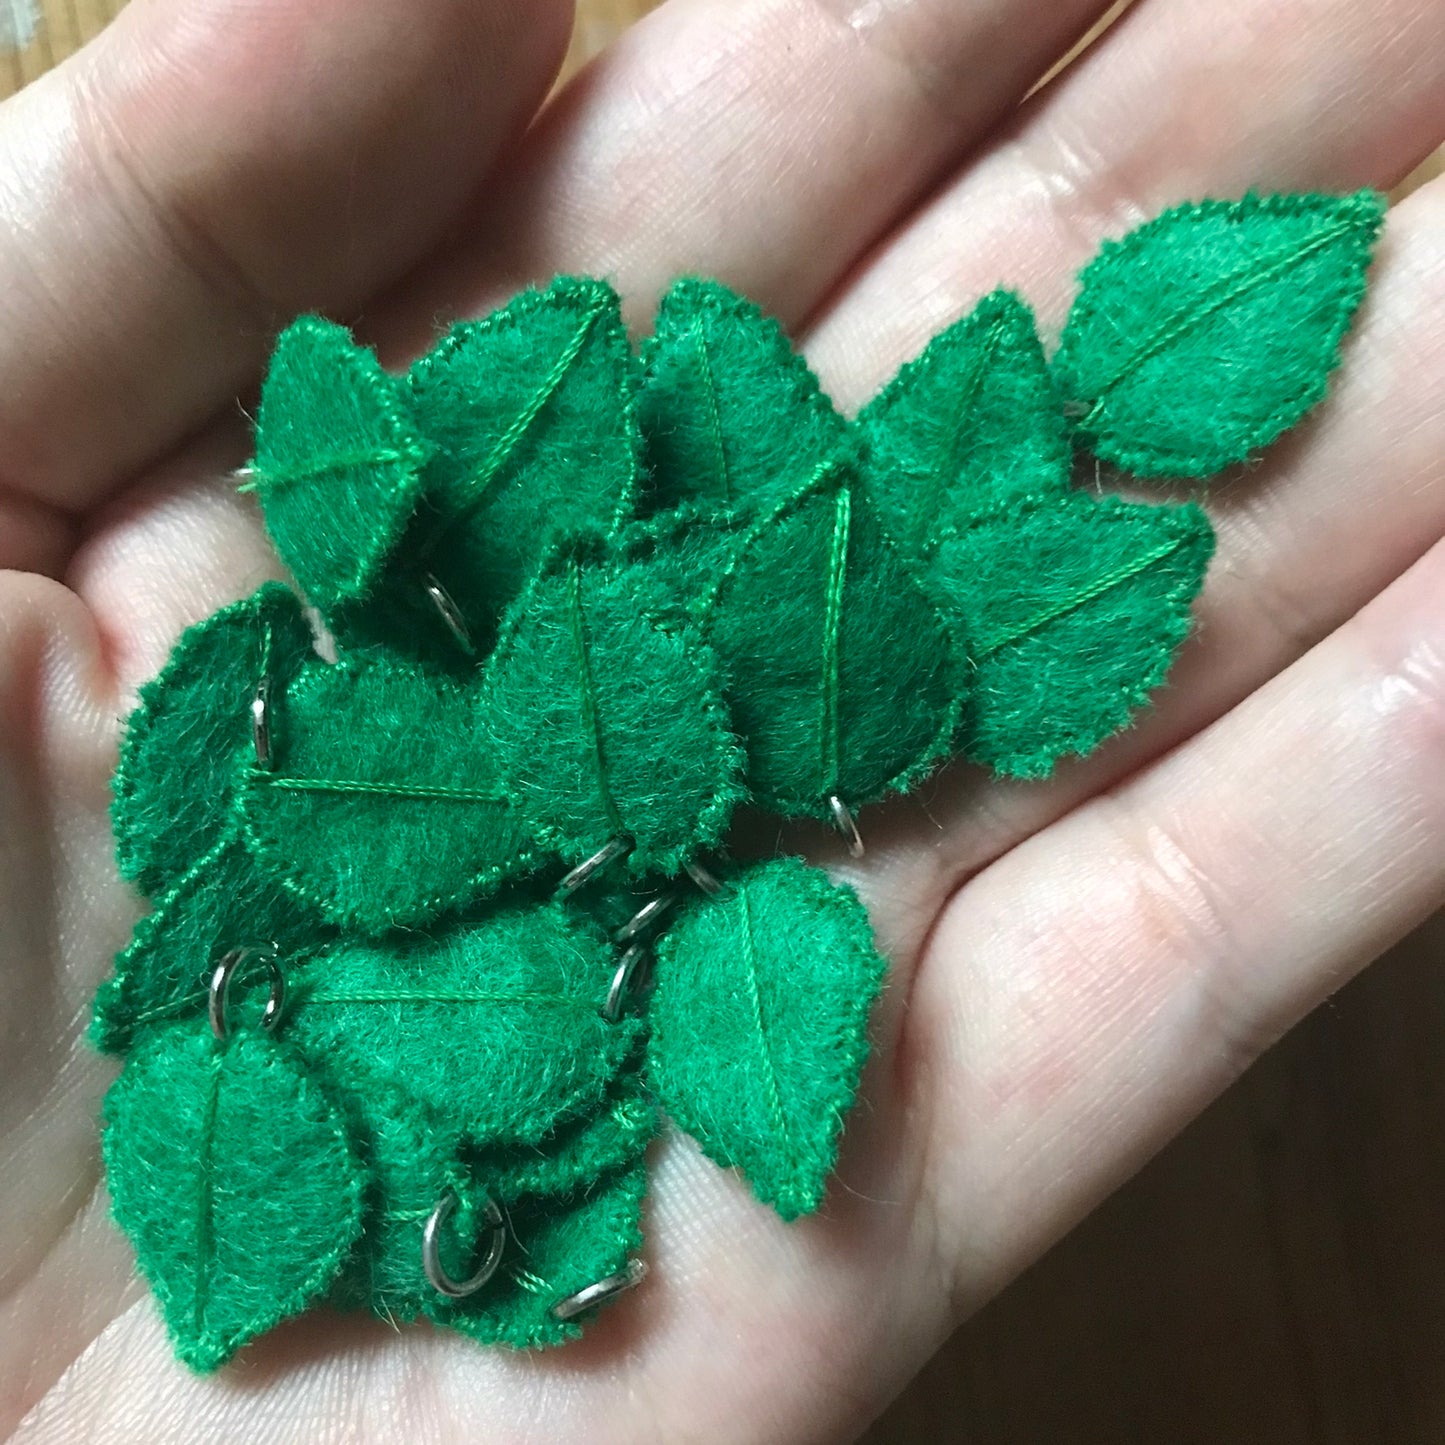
left=251, top=679, right=272, bottom=767
left=422, top=573, right=475, bottom=656
left=422, top=1189, right=506, bottom=1299
left=602, top=943, right=653, bottom=1023
left=550, top=1258, right=647, bottom=1322
left=559, top=834, right=635, bottom=898
left=684, top=859, right=724, bottom=897
left=827, top=795, right=866, bottom=860
left=208, top=947, right=285, bottom=1041
left=614, top=893, right=678, bottom=946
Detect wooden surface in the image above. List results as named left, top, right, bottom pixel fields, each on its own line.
left=5, top=2, right=1444, bottom=1440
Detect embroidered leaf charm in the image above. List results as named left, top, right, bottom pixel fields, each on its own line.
left=648, top=858, right=886, bottom=1219
left=240, top=652, right=537, bottom=931
left=113, top=583, right=314, bottom=896
left=705, top=476, right=961, bottom=818
left=484, top=553, right=744, bottom=876
left=935, top=493, right=1214, bottom=777
left=92, top=832, right=326, bottom=1055
left=857, top=290, right=1071, bottom=557
left=252, top=316, right=430, bottom=613
left=433, top=1159, right=648, bottom=1347
left=286, top=904, right=640, bottom=1147
left=403, top=277, right=640, bottom=651
left=639, top=278, right=849, bottom=517
left=1054, top=190, right=1384, bottom=476
left=103, top=1026, right=365, bottom=1371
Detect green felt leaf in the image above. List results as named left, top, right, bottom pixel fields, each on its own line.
left=92, top=829, right=329, bottom=1056
left=284, top=902, right=641, bottom=1148
left=484, top=551, right=744, bottom=877
left=253, top=316, right=430, bottom=613
left=703, top=473, right=962, bottom=819
left=647, top=857, right=886, bottom=1220
left=935, top=492, right=1215, bottom=777
left=639, top=278, right=849, bottom=517
left=431, top=1159, right=648, bottom=1348
left=103, top=1025, right=365, bottom=1372
left=857, top=290, right=1071, bottom=557
left=240, top=651, right=539, bottom=931
left=1054, top=191, right=1384, bottom=477
left=401, top=276, right=641, bottom=653
left=113, top=583, right=314, bottom=898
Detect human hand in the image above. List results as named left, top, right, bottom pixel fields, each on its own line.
left=1, top=0, right=1442, bottom=1439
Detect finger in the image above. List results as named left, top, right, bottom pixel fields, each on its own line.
left=387, top=0, right=1122, bottom=339
left=805, top=0, right=1445, bottom=397
left=0, top=0, right=573, bottom=521
left=910, top=536, right=1445, bottom=1310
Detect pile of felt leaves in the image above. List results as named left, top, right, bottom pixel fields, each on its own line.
left=93, top=191, right=1382, bottom=1370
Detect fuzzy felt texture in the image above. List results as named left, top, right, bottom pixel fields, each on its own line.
left=472, top=1064, right=657, bottom=1200
left=399, top=277, right=641, bottom=655
left=703, top=476, right=962, bottom=818
left=1053, top=191, right=1384, bottom=477
left=103, top=1024, right=365, bottom=1371
left=483, top=551, right=744, bottom=876
left=92, top=830, right=328, bottom=1055
left=240, top=650, right=538, bottom=931
left=283, top=904, right=642, bottom=1148
left=648, top=858, right=887, bottom=1219
left=934, top=492, right=1216, bottom=777
left=857, top=290, right=1071, bottom=554
left=432, top=1159, right=649, bottom=1348
left=639, top=278, right=850, bottom=517
left=112, top=583, right=314, bottom=896
left=253, top=317, right=431, bottom=614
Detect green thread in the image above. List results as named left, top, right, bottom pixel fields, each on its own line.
left=973, top=530, right=1191, bottom=660
left=440, top=299, right=607, bottom=540
left=1083, top=218, right=1360, bottom=420
left=250, top=448, right=421, bottom=491
left=737, top=888, right=791, bottom=1167
left=934, top=311, right=1006, bottom=503
left=257, top=773, right=508, bottom=806
left=567, top=559, right=625, bottom=836
left=693, top=322, right=731, bottom=507
left=818, top=484, right=852, bottom=793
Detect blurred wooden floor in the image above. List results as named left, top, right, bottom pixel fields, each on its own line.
left=5, top=1, right=1443, bottom=1440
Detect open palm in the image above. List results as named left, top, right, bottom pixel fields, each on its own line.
left=2, top=0, right=1443, bottom=1439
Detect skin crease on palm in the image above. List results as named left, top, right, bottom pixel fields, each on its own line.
left=0, top=0, right=1440, bottom=1436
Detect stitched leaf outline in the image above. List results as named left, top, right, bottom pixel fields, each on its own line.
left=936, top=492, right=1215, bottom=777
left=639, top=278, right=849, bottom=518
left=1054, top=190, right=1384, bottom=476
left=647, top=858, right=887, bottom=1220
left=240, top=651, right=538, bottom=932
left=858, top=290, right=1071, bottom=558
left=701, top=469, right=962, bottom=818
left=402, top=276, right=642, bottom=654
left=253, top=317, right=431, bottom=613
left=112, top=583, right=314, bottom=897
left=103, top=1025, right=364, bottom=1371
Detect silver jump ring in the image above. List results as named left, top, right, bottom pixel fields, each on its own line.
left=550, top=1258, right=647, bottom=1322
left=559, top=834, right=635, bottom=898
left=422, top=573, right=475, bottom=656
left=208, top=947, right=285, bottom=1041
left=251, top=679, right=272, bottom=767
left=602, top=944, right=653, bottom=1023
left=684, top=859, right=724, bottom=896
left=422, top=1189, right=506, bottom=1299
left=827, top=795, right=865, bottom=859
left=614, top=893, right=677, bottom=946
